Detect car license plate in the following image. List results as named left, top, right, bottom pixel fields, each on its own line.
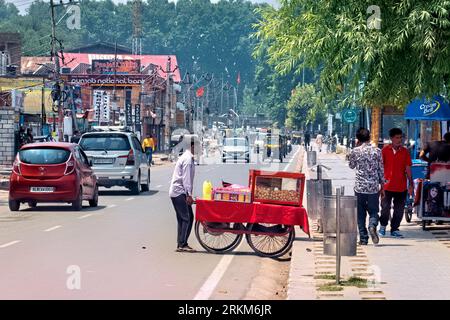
left=93, top=158, right=114, bottom=164
left=30, top=187, right=55, bottom=193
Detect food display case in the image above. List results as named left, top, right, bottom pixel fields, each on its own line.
left=213, top=187, right=252, bottom=203
left=249, top=170, right=305, bottom=207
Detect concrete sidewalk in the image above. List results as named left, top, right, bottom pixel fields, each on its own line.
left=287, top=144, right=450, bottom=300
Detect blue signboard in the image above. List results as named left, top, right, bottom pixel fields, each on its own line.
left=405, top=95, right=450, bottom=120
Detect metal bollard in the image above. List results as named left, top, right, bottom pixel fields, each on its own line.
left=322, top=192, right=357, bottom=256
left=307, top=151, right=317, bottom=167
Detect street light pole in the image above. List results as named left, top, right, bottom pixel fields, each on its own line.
left=50, top=0, right=63, bottom=141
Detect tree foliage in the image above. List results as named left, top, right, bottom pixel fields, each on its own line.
left=254, top=0, right=450, bottom=108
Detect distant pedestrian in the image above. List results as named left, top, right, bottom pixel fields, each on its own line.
left=25, top=128, right=34, bottom=144
left=142, top=134, right=155, bottom=165
left=70, top=130, right=81, bottom=144
left=18, top=126, right=27, bottom=147
left=169, top=137, right=196, bottom=252
left=315, top=132, right=323, bottom=152
left=349, top=128, right=384, bottom=245
left=380, top=128, right=413, bottom=238
left=304, top=131, right=311, bottom=149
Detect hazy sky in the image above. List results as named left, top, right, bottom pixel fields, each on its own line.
left=8, top=0, right=279, bottom=15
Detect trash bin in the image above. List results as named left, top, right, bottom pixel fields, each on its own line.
left=307, top=151, right=317, bottom=167
left=306, top=179, right=332, bottom=220
left=323, top=195, right=357, bottom=256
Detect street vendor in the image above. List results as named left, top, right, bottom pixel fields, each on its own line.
left=419, top=132, right=450, bottom=177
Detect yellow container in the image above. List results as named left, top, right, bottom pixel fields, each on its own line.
left=202, top=180, right=213, bottom=200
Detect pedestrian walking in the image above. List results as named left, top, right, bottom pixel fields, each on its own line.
left=142, top=134, right=155, bottom=165
left=315, top=132, right=323, bottom=152
left=304, top=131, right=311, bottom=149
left=348, top=128, right=384, bottom=245
left=380, top=128, right=414, bottom=238
left=169, top=137, right=196, bottom=252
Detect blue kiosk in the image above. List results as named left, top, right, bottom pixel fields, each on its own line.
left=404, top=95, right=450, bottom=229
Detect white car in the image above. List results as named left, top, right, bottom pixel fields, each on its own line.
left=222, top=137, right=250, bottom=163
left=79, top=130, right=150, bottom=195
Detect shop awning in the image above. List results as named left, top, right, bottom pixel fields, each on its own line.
left=405, top=95, right=450, bottom=120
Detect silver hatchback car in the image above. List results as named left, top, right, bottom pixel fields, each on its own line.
left=79, top=130, right=150, bottom=195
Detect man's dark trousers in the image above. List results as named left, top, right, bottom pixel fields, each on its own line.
left=380, top=190, right=407, bottom=232
left=171, top=194, right=194, bottom=247
left=355, top=192, right=380, bottom=243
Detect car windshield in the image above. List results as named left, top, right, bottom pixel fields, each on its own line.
left=80, top=134, right=131, bottom=151
left=224, top=138, right=247, bottom=146
left=19, top=148, right=71, bottom=164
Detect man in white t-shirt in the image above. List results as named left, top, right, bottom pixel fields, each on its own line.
left=169, top=137, right=196, bottom=252
left=316, top=133, right=324, bottom=152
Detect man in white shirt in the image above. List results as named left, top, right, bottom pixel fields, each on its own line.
left=169, top=137, right=196, bottom=252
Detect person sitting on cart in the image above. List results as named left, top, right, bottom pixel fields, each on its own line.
left=169, top=137, right=196, bottom=253
left=419, top=132, right=450, bottom=178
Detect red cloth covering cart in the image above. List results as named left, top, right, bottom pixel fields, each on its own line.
left=194, top=170, right=309, bottom=258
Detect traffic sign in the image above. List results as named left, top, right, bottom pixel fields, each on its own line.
left=342, top=109, right=357, bottom=123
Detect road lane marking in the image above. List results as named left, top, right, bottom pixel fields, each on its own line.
left=0, top=240, right=21, bottom=248
left=193, top=242, right=243, bottom=300
left=107, top=204, right=117, bottom=208
left=44, top=225, right=62, bottom=232
left=78, top=213, right=93, bottom=219
left=155, top=185, right=163, bottom=188
left=125, top=197, right=135, bottom=201
left=283, top=147, right=301, bottom=172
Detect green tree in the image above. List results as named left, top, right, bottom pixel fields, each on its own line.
left=254, top=0, right=450, bottom=108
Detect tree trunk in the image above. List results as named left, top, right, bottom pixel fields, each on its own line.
left=431, top=121, right=441, bottom=141
left=370, top=106, right=381, bottom=146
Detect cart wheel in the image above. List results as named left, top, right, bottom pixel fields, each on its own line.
left=195, top=221, right=243, bottom=254
left=246, top=223, right=295, bottom=258
left=422, top=220, right=427, bottom=231
left=404, top=208, right=412, bottom=223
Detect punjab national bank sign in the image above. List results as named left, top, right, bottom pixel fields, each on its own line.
left=65, top=75, right=146, bottom=86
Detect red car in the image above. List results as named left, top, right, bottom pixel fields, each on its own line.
left=9, top=142, right=98, bottom=211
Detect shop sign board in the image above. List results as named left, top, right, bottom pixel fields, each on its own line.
left=135, top=104, right=141, bottom=133
left=92, top=59, right=141, bottom=75
left=125, top=103, right=133, bottom=127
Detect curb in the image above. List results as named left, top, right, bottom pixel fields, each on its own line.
left=287, top=147, right=317, bottom=300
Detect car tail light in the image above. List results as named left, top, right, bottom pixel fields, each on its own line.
left=12, top=156, right=21, bottom=175
left=64, top=155, right=76, bottom=175
left=126, top=149, right=135, bottom=166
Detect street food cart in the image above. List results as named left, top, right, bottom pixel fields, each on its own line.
left=404, top=96, right=450, bottom=229
left=195, top=170, right=309, bottom=257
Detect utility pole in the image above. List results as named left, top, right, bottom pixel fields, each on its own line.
left=220, top=73, right=224, bottom=116
left=41, top=77, right=46, bottom=135
left=160, top=57, right=178, bottom=151
left=50, top=0, right=78, bottom=141
left=50, top=0, right=63, bottom=141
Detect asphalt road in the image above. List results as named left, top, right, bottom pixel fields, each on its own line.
left=0, top=146, right=305, bottom=299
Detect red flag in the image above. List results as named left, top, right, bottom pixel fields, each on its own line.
left=236, top=72, right=241, bottom=85
left=196, top=86, right=204, bottom=97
